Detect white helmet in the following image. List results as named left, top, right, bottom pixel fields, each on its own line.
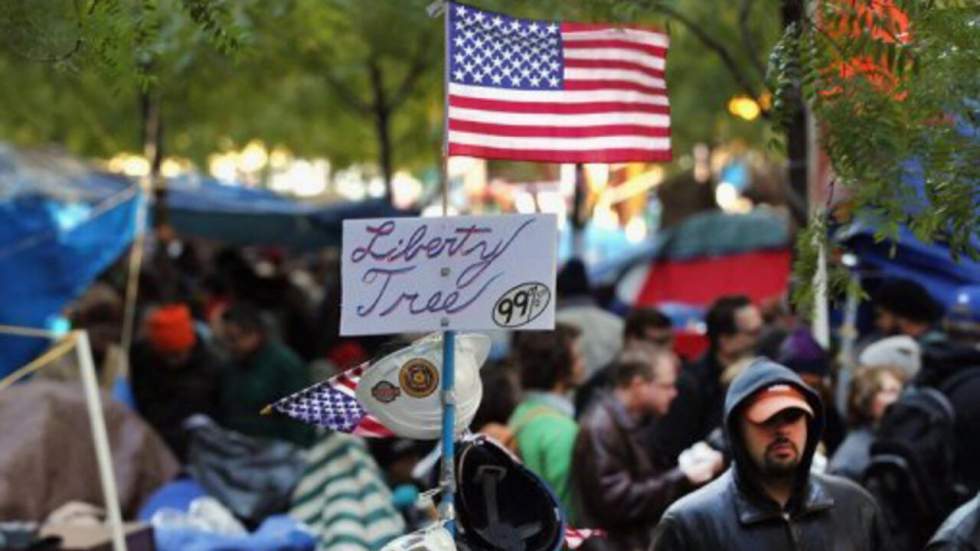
left=381, top=524, right=456, bottom=551
left=356, top=333, right=491, bottom=440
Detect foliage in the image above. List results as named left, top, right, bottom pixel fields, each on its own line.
left=0, top=0, right=786, bottom=177
left=767, top=1, right=980, bottom=312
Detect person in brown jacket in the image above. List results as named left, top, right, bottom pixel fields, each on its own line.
left=572, top=344, right=724, bottom=551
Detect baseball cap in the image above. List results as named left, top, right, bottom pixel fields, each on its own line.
left=745, top=384, right=814, bottom=424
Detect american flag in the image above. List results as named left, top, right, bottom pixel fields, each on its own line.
left=564, top=527, right=604, bottom=549
left=268, top=362, right=394, bottom=438
left=446, top=2, right=671, bottom=163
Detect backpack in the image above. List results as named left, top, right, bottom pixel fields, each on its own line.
left=863, top=371, right=979, bottom=551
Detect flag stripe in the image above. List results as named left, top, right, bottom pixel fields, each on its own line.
left=562, top=20, right=668, bottom=38
left=449, top=95, right=670, bottom=115
left=448, top=83, right=669, bottom=105
left=355, top=416, right=395, bottom=437
left=565, top=67, right=666, bottom=89
left=562, top=48, right=666, bottom=71
left=447, top=144, right=672, bottom=163
left=564, top=79, right=666, bottom=94
left=449, top=106, right=670, bottom=128
left=562, top=38, right=668, bottom=58
left=564, top=57, right=665, bottom=79
left=449, top=131, right=670, bottom=151
left=449, top=119, right=671, bottom=138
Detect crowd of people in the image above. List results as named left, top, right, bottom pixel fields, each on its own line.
left=43, top=241, right=980, bottom=550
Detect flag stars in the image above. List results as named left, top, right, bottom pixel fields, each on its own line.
left=456, top=5, right=467, bottom=16
left=548, top=76, right=560, bottom=87
left=528, top=22, right=539, bottom=34
left=547, top=23, right=559, bottom=34
left=491, top=73, right=503, bottom=85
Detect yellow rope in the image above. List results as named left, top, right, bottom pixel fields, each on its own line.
left=0, top=334, right=78, bottom=392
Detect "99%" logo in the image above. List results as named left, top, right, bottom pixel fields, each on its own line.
left=492, top=282, right=550, bottom=328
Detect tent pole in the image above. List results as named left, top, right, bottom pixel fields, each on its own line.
left=119, top=185, right=148, bottom=376
left=76, top=330, right=128, bottom=551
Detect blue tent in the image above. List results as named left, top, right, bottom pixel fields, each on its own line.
left=840, top=221, right=980, bottom=310
left=165, top=175, right=411, bottom=250
left=1, top=150, right=415, bottom=375
left=0, top=145, right=143, bottom=376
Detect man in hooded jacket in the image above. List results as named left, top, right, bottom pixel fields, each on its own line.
left=650, top=358, right=888, bottom=550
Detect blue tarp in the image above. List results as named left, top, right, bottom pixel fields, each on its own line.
left=166, top=175, right=411, bottom=250
left=0, top=148, right=414, bottom=375
left=840, top=221, right=980, bottom=310
left=0, top=145, right=142, bottom=375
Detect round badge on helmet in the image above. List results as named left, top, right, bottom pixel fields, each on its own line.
left=399, top=358, right=440, bottom=398
left=371, top=380, right=401, bottom=403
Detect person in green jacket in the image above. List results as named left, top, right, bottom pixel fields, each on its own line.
left=508, top=323, right=585, bottom=523
left=218, top=302, right=314, bottom=447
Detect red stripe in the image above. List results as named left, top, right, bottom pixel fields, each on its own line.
left=449, top=119, right=671, bottom=138
left=449, top=95, right=670, bottom=115
left=355, top=416, right=395, bottom=437
left=562, top=39, right=667, bottom=58
left=564, top=58, right=665, bottom=79
left=335, top=375, right=358, bottom=392
left=448, top=144, right=672, bottom=163
left=561, top=21, right=667, bottom=35
left=565, top=80, right=666, bottom=94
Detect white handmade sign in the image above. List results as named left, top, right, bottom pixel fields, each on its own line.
left=341, top=214, right=557, bottom=335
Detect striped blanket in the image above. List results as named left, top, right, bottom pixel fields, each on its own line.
left=290, top=433, right=405, bottom=550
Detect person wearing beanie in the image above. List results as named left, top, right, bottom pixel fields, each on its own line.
left=858, top=335, right=922, bottom=380
left=777, top=327, right=846, bottom=454
left=131, top=303, right=221, bottom=461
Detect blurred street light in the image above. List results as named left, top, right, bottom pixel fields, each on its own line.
left=728, top=95, right=762, bottom=121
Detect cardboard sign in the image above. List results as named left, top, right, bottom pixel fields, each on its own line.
left=341, top=214, right=557, bottom=335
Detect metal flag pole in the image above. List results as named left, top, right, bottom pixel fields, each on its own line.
left=429, top=0, right=457, bottom=534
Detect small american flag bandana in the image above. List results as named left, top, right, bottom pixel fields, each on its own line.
left=266, top=362, right=394, bottom=438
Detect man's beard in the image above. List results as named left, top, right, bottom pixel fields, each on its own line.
left=761, top=437, right=801, bottom=477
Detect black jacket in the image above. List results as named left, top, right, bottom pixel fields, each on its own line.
left=644, top=352, right=724, bottom=466
left=131, top=340, right=221, bottom=461
left=573, top=394, right=690, bottom=551
left=650, top=359, right=889, bottom=551
left=927, top=492, right=980, bottom=551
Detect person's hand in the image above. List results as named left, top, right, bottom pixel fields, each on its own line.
left=678, top=442, right=724, bottom=485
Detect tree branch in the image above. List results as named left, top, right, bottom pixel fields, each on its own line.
left=641, top=1, right=768, bottom=115
left=738, top=0, right=767, bottom=79
left=389, top=33, right=433, bottom=110
left=322, top=66, right=371, bottom=115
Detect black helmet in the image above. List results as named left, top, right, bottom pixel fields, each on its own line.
left=454, top=435, right=565, bottom=551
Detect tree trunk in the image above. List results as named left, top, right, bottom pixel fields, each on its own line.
left=782, top=0, right=809, bottom=222
left=571, top=164, right=588, bottom=257
left=368, top=61, right=393, bottom=204
left=140, top=90, right=166, bottom=227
